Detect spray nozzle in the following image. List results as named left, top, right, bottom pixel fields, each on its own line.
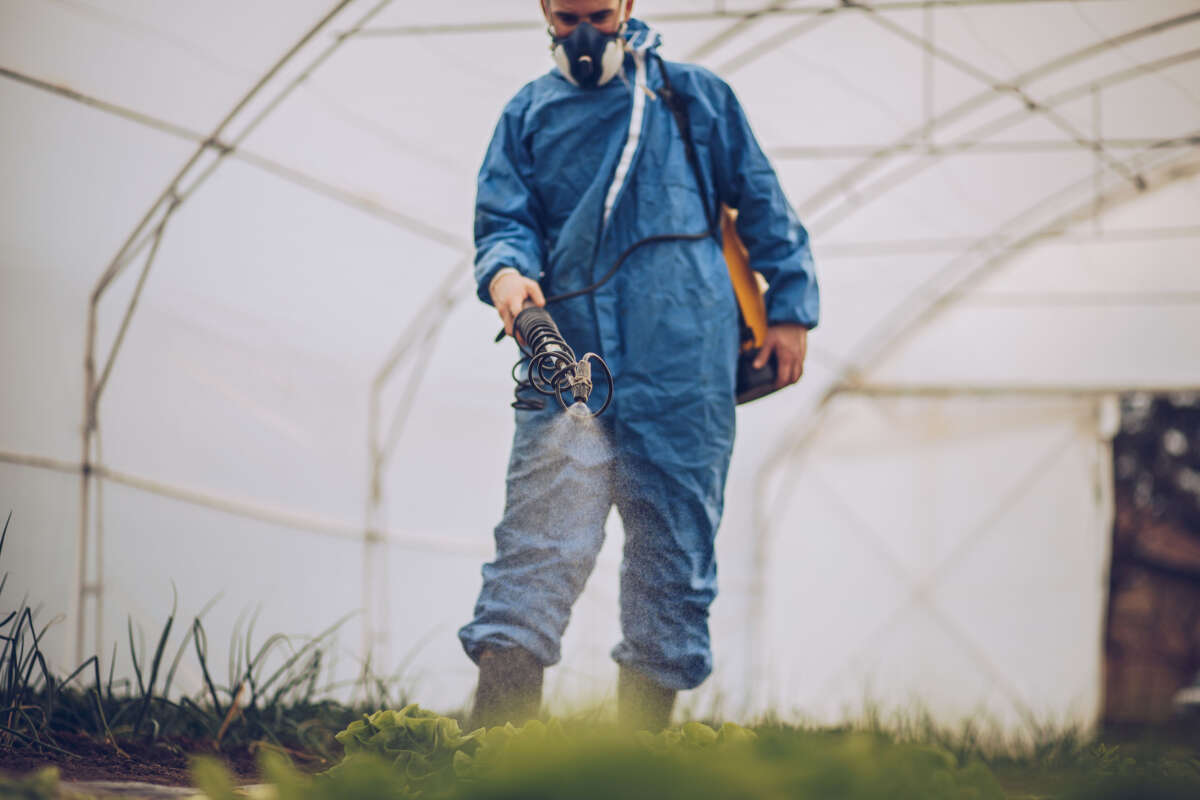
left=567, top=357, right=593, bottom=404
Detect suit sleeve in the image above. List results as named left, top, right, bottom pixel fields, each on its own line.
left=709, top=80, right=820, bottom=329
left=474, top=87, right=546, bottom=306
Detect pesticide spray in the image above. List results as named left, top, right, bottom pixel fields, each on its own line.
left=502, top=305, right=616, bottom=503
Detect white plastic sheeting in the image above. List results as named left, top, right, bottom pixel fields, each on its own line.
left=753, top=394, right=1117, bottom=728
left=2, top=0, right=1199, bottom=728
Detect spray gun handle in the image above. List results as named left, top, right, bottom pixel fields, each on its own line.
left=493, top=299, right=545, bottom=344
left=516, top=299, right=540, bottom=345
left=512, top=306, right=560, bottom=354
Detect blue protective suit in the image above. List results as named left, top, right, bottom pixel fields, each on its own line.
left=458, top=20, right=818, bottom=691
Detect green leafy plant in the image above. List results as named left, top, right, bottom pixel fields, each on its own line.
left=330, top=704, right=480, bottom=794
left=450, top=718, right=564, bottom=783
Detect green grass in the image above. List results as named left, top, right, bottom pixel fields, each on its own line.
left=0, top=512, right=410, bottom=767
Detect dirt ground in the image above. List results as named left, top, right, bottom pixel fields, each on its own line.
left=0, top=732, right=267, bottom=786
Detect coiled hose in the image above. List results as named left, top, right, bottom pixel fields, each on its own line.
left=511, top=306, right=612, bottom=417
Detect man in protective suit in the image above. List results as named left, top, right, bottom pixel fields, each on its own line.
left=458, top=0, right=819, bottom=731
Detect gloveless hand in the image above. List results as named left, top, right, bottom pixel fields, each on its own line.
left=753, top=324, right=809, bottom=389
left=490, top=272, right=546, bottom=340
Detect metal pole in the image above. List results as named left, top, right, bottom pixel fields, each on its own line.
left=73, top=298, right=98, bottom=665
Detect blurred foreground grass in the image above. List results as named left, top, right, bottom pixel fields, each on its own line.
left=6, top=708, right=1200, bottom=799
left=205, top=707, right=1200, bottom=800
left=212, top=713, right=1200, bottom=800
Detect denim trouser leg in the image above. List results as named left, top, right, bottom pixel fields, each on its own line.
left=460, top=416, right=720, bottom=690
left=611, top=458, right=719, bottom=690
left=459, top=413, right=614, bottom=666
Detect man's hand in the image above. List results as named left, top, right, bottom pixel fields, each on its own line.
left=753, top=324, right=809, bottom=389
left=490, top=271, right=546, bottom=340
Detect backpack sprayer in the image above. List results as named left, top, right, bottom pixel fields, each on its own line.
left=499, top=55, right=779, bottom=416
left=722, top=209, right=778, bottom=404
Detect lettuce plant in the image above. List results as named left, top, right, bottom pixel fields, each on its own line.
left=329, top=704, right=482, bottom=795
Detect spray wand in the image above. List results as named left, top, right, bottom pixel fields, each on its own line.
left=510, top=305, right=613, bottom=418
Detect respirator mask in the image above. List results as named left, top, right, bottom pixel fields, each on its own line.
left=550, top=16, right=628, bottom=88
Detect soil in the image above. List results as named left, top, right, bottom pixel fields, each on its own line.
left=0, top=730, right=327, bottom=786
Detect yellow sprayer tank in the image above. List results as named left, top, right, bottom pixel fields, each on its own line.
left=721, top=207, right=768, bottom=352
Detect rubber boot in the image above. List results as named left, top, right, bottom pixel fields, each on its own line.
left=468, top=646, right=543, bottom=730
left=617, top=665, right=677, bottom=732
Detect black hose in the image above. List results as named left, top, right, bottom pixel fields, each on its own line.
left=501, top=55, right=717, bottom=416
left=542, top=54, right=718, bottom=307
